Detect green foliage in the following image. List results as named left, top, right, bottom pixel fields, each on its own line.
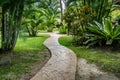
left=88, top=0, right=113, bottom=22
left=85, top=19, right=120, bottom=47
left=0, top=0, right=9, bottom=6
left=23, top=0, right=60, bottom=33
left=114, top=13, right=120, bottom=25
left=42, top=8, right=60, bottom=32
left=59, top=22, right=67, bottom=34
left=111, top=10, right=120, bottom=20
left=59, top=26, right=67, bottom=34
left=22, top=4, right=42, bottom=37
left=47, top=27, right=53, bottom=32
left=37, top=0, right=60, bottom=32
left=59, top=36, right=120, bottom=73
left=64, top=0, right=113, bottom=45
left=64, top=4, right=94, bottom=35
left=0, top=34, right=1, bottom=48
left=0, top=34, right=49, bottom=80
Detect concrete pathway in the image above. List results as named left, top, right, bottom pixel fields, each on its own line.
left=30, top=33, right=77, bottom=80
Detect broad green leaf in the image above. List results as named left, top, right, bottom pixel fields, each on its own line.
left=103, top=19, right=113, bottom=35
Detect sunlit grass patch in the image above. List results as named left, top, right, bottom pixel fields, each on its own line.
left=0, top=34, right=49, bottom=80
left=59, top=36, right=120, bottom=73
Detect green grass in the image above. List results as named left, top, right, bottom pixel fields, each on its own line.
left=0, top=34, right=49, bottom=80
left=59, top=36, right=120, bottom=73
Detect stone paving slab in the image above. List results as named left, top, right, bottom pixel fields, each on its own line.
left=30, top=33, right=77, bottom=80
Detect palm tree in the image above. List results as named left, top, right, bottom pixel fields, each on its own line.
left=1, top=0, right=25, bottom=52
left=0, top=0, right=43, bottom=52
left=37, top=0, right=60, bottom=32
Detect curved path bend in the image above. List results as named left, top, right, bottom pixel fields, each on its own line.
left=31, top=33, right=77, bottom=80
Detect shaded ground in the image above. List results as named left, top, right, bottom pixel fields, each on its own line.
left=21, top=49, right=50, bottom=80
left=76, top=58, right=120, bottom=80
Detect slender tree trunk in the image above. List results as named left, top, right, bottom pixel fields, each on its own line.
left=60, top=0, right=63, bottom=22
left=26, top=26, right=32, bottom=36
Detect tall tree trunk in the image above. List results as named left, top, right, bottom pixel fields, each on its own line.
left=1, top=0, right=25, bottom=52
left=60, top=0, right=63, bottom=22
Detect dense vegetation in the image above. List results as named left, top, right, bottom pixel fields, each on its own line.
left=59, top=36, right=120, bottom=74
left=0, top=0, right=120, bottom=79
left=22, top=0, right=61, bottom=36
left=63, top=0, right=120, bottom=48
left=0, top=0, right=119, bottom=51
left=59, top=0, right=120, bottom=76
left=0, top=0, right=61, bottom=51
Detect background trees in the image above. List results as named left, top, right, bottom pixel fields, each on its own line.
left=0, top=0, right=60, bottom=51
left=0, top=0, right=119, bottom=51
left=38, top=0, right=60, bottom=32
left=23, top=4, right=43, bottom=37
left=63, top=0, right=119, bottom=47
left=22, top=0, right=60, bottom=34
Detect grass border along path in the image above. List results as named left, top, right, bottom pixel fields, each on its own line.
left=0, top=34, right=50, bottom=80
left=59, top=36, right=120, bottom=75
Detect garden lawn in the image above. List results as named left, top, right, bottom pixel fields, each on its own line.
left=59, top=36, right=120, bottom=74
left=0, top=34, right=49, bottom=80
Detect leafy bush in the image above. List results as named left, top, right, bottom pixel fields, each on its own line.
left=84, top=19, right=120, bottom=47
left=59, top=21, right=67, bottom=34
left=59, top=26, right=67, bottom=34
left=47, top=27, right=53, bottom=32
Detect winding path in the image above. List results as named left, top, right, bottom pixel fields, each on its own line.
left=30, top=33, right=77, bottom=80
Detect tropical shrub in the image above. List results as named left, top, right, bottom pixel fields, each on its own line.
left=84, top=18, right=120, bottom=48
left=59, top=21, right=67, bottom=34
left=0, top=0, right=25, bottom=51
left=37, top=0, right=60, bottom=32
left=59, top=25, right=67, bottom=34
left=47, top=27, right=53, bottom=32
left=64, top=0, right=114, bottom=45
